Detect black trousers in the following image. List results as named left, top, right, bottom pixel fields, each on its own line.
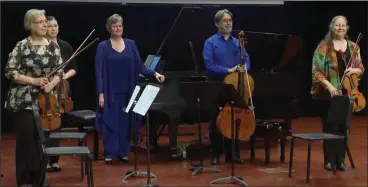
left=319, top=100, right=347, bottom=165
left=44, top=132, right=60, bottom=165
left=12, top=110, right=44, bottom=186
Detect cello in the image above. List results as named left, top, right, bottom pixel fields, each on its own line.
left=338, top=33, right=366, bottom=112
left=216, top=30, right=256, bottom=140
left=38, top=29, right=99, bottom=131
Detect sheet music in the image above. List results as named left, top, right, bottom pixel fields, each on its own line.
left=132, top=85, right=160, bottom=116
left=124, top=85, right=141, bottom=113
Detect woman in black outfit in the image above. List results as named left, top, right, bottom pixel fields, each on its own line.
left=45, top=16, right=78, bottom=172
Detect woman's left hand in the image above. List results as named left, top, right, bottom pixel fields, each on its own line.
left=154, top=72, right=165, bottom=83
left=345, top=68, right=362, bottom=76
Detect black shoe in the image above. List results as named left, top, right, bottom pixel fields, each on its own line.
left=337, top=163, right=347, bottom=171
left=105, top=158, right=112, bottom=164
left=118, top=156, right=129, bottom=163
left=50, top=163, right=62, bottom=172
left=324, top=163, right=333, bottom=171
left=225, top=156, right=245, bottom=164
left=211, top=157, right=220, bottom=165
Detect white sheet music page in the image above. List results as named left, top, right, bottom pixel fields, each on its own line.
left=124, top=85, right=141, bottom=113
left=132, top=85, right=160, bottom=116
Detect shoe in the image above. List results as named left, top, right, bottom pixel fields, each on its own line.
left=225, top=156, right=244, bottom=164
left=51, top=163, right=62, bottom=172
left=46, top=164, right=53, bottom=172
left=105, top=158, right=112, bottom=164
left=118, top=156, right=129, bottom=163
left=324, top=163, right=333, bottom=171
left=337, top=162, right=347, bottom=171
left=211, top=157, right=219, bottom=165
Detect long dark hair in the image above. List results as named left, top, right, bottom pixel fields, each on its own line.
left=46, top=16, right=57, bottom=22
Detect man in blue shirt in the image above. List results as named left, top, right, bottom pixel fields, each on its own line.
left=202, top=9, right=251, bottom=165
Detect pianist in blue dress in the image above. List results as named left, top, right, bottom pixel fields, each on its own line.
left=94, top=14, right=165, bottom=164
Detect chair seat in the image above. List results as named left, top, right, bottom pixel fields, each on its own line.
left=45, top=146, right=91, bottom=156
left=292, top=133, right=344, bottom=140
left=50, top=132, right=87, bottom=140
left=65, top=110, right=96, bottom=121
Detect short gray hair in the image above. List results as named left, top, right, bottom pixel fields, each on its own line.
left=214, top=9, right=233, bottom=23
left=24, top=9, right=46, bottom=31
left=106, top=14, right=123, bottom=33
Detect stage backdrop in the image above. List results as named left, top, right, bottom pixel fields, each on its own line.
left=1, top=1, right=367, bottom=132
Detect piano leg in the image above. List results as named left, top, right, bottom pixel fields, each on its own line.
left=280, top=137, right=286, bottom=162
left=264, top=133, right=271, bottom=164
left=250, top=135, right=256, bottom=161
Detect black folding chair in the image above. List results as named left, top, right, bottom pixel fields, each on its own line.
left=32, top=107, right=94, bottom=187
left=288, top=96, right=356, bottom=184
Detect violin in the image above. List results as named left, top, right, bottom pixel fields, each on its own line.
left=55, top=78, right=73, bottom=113
left=38, top=29, right=99, bottom=131
left=216, top=31, right=256, bottom=140
left=338, top=33, right=366, bottom=112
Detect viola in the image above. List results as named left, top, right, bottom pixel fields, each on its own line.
left=38, top=82, right=62, bottom=131
left=216, top=31, right=256, bottom=140
left=55, top=78, right=73, bottom=113
left=338, top=33, right=366, bottom=112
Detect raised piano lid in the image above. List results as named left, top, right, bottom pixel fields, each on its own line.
left=245, top=32, right=304, bottom=99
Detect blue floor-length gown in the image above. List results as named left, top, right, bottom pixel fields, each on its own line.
left=94, top=39, right=155, bottom=159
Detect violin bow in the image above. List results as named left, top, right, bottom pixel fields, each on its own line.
left=338, top=32, right=362, bottom=90
left=46, top=29, right=99, bottom=79
left=238, top=31, right=256, bottom=113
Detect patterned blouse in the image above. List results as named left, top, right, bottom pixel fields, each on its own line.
left=4, top=38, right=63, bottom=112
left=311, top=40, right=365, bottom=100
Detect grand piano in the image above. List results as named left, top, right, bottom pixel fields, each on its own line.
left=142, top=31, right=304, bottom=162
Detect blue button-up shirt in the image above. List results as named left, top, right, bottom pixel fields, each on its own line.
left=202, top=32, right=251, bottom=79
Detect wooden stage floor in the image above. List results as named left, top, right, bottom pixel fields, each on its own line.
left=1, top=116, right=367, bottom=186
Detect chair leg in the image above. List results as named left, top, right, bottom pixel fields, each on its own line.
left=288, top=137, right=295, bottom=178
left=306, top=141, right=312, bottom=184
left=81, top=156, right=84, bottom=181
left=346, top=146, right=355, bottom=168
left=88, top=157, right=94, bottom=187
left=85, top=156, right=91, bottom=187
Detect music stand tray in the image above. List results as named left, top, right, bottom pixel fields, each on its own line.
left=122, top=84, right=162, bottom=187
left=209, top=83, right=250, bottom=187
left=179, top=81, right=221, bottom=176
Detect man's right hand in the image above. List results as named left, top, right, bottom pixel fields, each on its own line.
left=31, top=77, right=49, bottom=87
left=99, top=93, right=104, bottom=108
left=228, top=65, right=238, bottom=73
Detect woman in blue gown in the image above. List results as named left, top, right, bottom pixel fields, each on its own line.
left=94, top=14, right=165, bottom=164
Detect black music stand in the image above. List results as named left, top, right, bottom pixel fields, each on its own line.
left=122, top=84, right=162, bottom=187
left=179, top=81, right=221, bottom=176
left=209, top=83, right=250, bottom=187
left=122, top=89, right=156, bottom=182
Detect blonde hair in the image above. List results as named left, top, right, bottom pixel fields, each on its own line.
left=24, top=9, right=46, bottom=31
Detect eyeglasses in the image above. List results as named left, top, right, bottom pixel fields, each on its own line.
left=34, top=20, right=47, bottom=25
left=111, top=25, right=123, bottom=28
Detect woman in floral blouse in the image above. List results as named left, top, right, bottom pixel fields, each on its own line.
left=4, top=9, right=63, bottom=186
left=311, top=15, right=364, bottom=172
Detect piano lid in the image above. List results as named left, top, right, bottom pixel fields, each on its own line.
left=241, top=31, right=304, bottom=72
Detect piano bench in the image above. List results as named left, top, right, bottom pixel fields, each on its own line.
left=49, top=132, right=88, bottom=146
left=62, top=110, right=102, bottom=160
left=250, top=121, right=291, bottom=164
